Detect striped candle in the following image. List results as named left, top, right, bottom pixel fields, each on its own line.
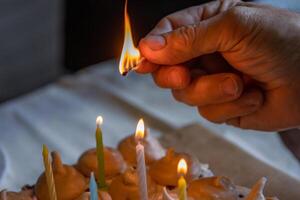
left=42, top=145, right=57, bottom=200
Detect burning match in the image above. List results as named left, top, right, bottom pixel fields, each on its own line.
left=119, top=0, right=141, bottom=76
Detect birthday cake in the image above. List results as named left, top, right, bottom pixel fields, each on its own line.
left=0, top=118, right=279, bottom=200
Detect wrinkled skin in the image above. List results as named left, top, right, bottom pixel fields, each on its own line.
left=137, top=0, right=300, bottom=131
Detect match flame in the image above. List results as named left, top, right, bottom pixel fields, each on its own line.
left=119, top=0, right=140, bottom=76
left=135, top=118, right=145, bottom=140
left=177, top=158, right=188, bottom=175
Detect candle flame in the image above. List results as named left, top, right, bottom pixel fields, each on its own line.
left=135, top=118, right=145, bottom=140
left=119, top=0, right=140, bottom=76
left=177, top=158, right=188, bottom=175
left=96, top=116, right=103, bottom=127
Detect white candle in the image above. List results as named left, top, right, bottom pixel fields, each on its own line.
left=1, top=190, right=7, bottom=200
left=135, top=119, right=148, bottom=200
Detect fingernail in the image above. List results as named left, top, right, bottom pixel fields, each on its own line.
left=246, top=99, right=260, bottom=107
left=221, top=78, right=238, bottom=96
left=143, top=35, right=166, bottom=50
left=244, top=92, right=262, bottom=107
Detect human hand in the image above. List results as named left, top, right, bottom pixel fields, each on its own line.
left=136, top=0, right=300, bottom=131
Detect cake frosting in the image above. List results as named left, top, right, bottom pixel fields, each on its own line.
left=0, top=132, right=279, bottom=200
left=187, top=176, right=238, bottom=200
left=35, top=152, right=88, bottom=200
left=118, top=130, right=166, bottom=166
left=108, top=167, right=162, bottom=200
left=245, top=178, right=279, bottom=200
left=76, top=147, right=126, bottom=181
left=149, top=148, right=213, bottom=187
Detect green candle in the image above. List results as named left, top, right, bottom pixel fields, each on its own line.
left=95, top=116, right=107, bottom=190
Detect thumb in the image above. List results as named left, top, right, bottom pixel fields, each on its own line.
left=139, top=8, right=245, bottom=65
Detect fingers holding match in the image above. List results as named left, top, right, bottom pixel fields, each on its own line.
left=136, top=62, right=263, bottom=126
left=135, top=58, right=159, bottom=74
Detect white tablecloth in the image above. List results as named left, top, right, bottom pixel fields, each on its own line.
left=0, top=60, right=299, bottom=190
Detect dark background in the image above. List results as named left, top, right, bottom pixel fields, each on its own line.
left=65, top=0, right=210, bottom=71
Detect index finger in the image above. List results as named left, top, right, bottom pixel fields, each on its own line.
left=148, top=0, right=225, bottom=35
left=136, top=0, right=239, bottom=72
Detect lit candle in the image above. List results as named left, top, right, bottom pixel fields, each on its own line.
left=90, top=172, right=98, bottom=200
left=95, top=116, right=107, bottom=190
left=42, top=145, right=57, bottom=200
left=135, top=118, right=148, bottom=200
left=177, top=159, right=188, bottom=200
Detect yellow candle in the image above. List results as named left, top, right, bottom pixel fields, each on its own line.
left=95, top=116, right=107, bottom=190
left=178, top=176, right=187, bottom=200
left=177, top=158, right=187, bottom=200
left=42, top=145, right=57, bottom=200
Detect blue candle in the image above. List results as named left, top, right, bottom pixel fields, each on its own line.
left=90, top=172, right=98, bottom=200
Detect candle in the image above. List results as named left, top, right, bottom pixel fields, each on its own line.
left=95, top=116, right=107, bottom=190
left=177, top=159, right=188, bottom=200
left=135, top=118, right=148, bottom=200
left=42, top=145, right=57, bottom=200
left=90, top=172, right=98, bottom=200
left=1, top=190, right=7, bottom=200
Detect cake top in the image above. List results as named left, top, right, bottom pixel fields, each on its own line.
left=0, top=131, right=278, bottom=200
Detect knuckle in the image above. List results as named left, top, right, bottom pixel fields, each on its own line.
left=174, top=25, right=197, bottom=50
left=158, top=18, right=170, bottom=28
left=226, top=5, right=254, bottom=27
left=152, top=17, right=173, bottom=34
left=226, top=6, right=243, bottom=20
